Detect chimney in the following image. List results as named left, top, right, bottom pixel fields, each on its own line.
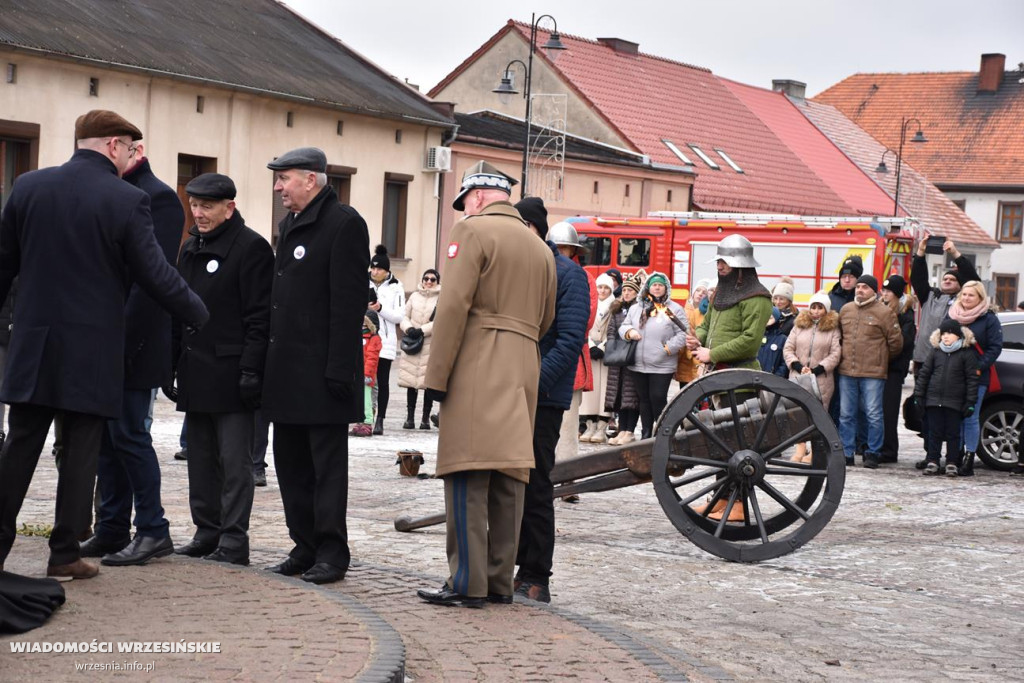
left=772, top=79, right=807, bottom=101
left=978, top=53, right=1005, bottom=94
left=596, top=37, right=639, bottom=56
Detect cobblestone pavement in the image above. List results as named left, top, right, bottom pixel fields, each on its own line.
left=4, top=378, right=1024, bottom=681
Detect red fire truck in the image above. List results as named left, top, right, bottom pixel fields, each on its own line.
left=569, top=211, right=917, bottom=306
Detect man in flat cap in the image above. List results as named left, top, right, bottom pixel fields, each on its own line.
left=166, top=174, right=273, bottom=567
left=417, top=162, right=557, bottom=607
left=262, top=147, right=369, bottom=585
left=78, top=140, right=186, bottom=567
left=0, top=110, right=208, bottom=580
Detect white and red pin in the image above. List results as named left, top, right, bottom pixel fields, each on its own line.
left=293, top=245, right=306, bottom=260
left=447, top=242, right=459, bottom=259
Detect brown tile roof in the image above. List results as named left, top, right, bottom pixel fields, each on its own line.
left=794, top=98, right=997, bottom=248
left=814, top=71, right=1024, bottom=188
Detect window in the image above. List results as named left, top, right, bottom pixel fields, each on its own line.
left=196, top=95, right=205, bottom=113
left=579, top=236, right=612, bottom=266
left=1001, top=321, right=1024, bottom=351
left=382, top=172, right=412, bottom=258
left=88, top=77, right=99, bottom=96
left=286, top=111, right=294, bottom=128
left=177, top=154, right=218, bottom=244
left=326, top=164, right=355, bottom=205
left=998, top=202, right=1023, bottom=242
left=617, top=238, right=650, bottom=267
left=688, top=144, right=720, bottom=169
left=995, top=274, right=1018, bottom=312
left=661, top=139, right=693, bottom=165
left=715, top=148, right=743, bottom=173
left=5, top=63, right=15, bottom=84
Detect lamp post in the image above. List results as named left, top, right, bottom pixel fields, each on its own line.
left=492, top=13, right=566, bottom=198
left=876, top=117, right=927, bottom=216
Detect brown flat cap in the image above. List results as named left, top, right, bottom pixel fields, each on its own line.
left=74, top=110, right=143, bottom=141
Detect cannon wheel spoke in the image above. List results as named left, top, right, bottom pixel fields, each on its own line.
left=651, top=369, right=845, bottom=562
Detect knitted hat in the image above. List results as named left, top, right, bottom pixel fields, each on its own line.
left=808, top=291, right=831, bottom=312
left=694, top=278, right=713, bottom=292
left=772, top=277, right=795, bottom=302
left=514, top=197, right=549, bottom=238
left=939, top=318, right=963, bottom=338
left=839, top=255, right=864, bottom=278
left=622, top=269, right=647, bottom=295
left=882, top=274, right=907, bottom=298
left=595, top=273, right=616, bottom=292
left=856, top=273, right=878, bottom=292
left=646, top=272, right=669, bottom=289
left=370, top=244, right=390, bottom=271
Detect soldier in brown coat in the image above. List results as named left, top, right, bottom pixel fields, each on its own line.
left=416, top=162, right=556, bottom=608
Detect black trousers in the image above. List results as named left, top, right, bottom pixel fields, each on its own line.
left=925, top=407, right=962, bottom=466
left=0, top=405, right=104, bottom=566
left=185, top=412, right=255, bottom=552
left=375, top=358, right=392, bottom=421
left=252, top=409, right=270, bottom=472
left=406, top=388, right=434, bottom=423
left=633, top=372, right=673, bottom=439
left=881, top=370, right=906, bottom=460
left=515, top=405, right=564, bottom=586
left=273, top=423, right=350, bottom=569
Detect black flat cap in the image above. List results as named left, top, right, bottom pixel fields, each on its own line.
left=185, top=173, right=236, bottom=200
left=266, top=147, right=327, bottom=173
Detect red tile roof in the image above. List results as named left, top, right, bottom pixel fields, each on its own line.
left=814, top=71, right=1024, bottom=188
left=793, top=98, right=997, bottom=248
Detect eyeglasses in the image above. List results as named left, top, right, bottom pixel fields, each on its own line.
left=422, top=276, right=438, bottom=283
left=112, top=138, right=137, bottom=158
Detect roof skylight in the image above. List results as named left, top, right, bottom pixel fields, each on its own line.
left=661, top=139, right=693, bottom=165
left=715, top=148, right=743, bottom=173
left=688, top=144, right=720, bottom=169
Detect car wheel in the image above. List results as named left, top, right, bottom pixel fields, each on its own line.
left=977, top=400, right=1022, bottom=471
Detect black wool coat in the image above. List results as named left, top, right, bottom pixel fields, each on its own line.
left=122, top=158, right=185, bottom=390
left=0, top=150, right=208, bottom=418
left=261, top=186, right=369, bottom=425
left=174, top=211, right=274, bottom=413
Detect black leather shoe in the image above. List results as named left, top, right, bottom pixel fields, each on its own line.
left=862, top=453, right=880, bottom=469
left=301, top=562, right=346, bottom=584
left=372, top=420, right=384, bottom=436
left=266, top=557, right=313, bottom=576
left=418, top=421, right=431, bottom=430
left=402, top=420, right=415, bottom=430
left=203, top=548, right=249, bottom=566
left=416, top=586, right=485, bottom=608
left=174, top=538, right=218, bottom=557
left=487, top=593, right=513, bottom=604
left=101, top=535, right=174, bottom=566
left=79, top=535, right=130, bottom=558
left=514, top=581, right=551, bottom=603
left=253, top=469, right=267, bottom=487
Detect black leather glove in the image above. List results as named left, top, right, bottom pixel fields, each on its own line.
left=405, top=327, right=423, bottom=339
left=239, top=371, right=262, bottom=410
left=327, top=378, right=353, bottom=402
left=161, top=379, right=178, bottom=403
left=589, top=346, right=604, bottom=360
left=963, top=404, right=975, bottom=418
left=425, top=388, right=447, bottom=404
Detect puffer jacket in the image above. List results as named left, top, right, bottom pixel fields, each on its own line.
left=397, top=282, right=440, bottom=390
left=620, top=274, right=687, bottom=374
left=370, top=273, right=405, bottom=360
left=538, top=243, right=590, bottom=409
left=695, top=293, right=773, bottom=370
left=604, top=300, right=641, bottom=412
left=756, top=320, right=789, bottom=378
left=783, top=310, right=841, bottom=407
left=838, top=297, right=903, bottom=380
left=914, top=328, right=979, bottom=413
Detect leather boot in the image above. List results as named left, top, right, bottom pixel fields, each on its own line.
left=959, top=451, right=976, bottom=477
left=590, top=420, right=609, bottom=444
left=579, top=420, right=596, bottom=443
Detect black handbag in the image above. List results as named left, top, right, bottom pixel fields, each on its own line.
left=603, top=332, right=637, bottom=367
left=401, top=329, right=424, bottom=355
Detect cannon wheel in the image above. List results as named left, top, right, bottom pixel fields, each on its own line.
left=651, top=369, right=845, bottom=562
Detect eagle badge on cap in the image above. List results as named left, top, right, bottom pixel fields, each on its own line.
left=447, top=242, right=459, bottom=259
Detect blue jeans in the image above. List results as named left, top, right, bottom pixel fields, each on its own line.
left=961, top=386, right=987, bottom=452
left=95, top=388, right=170, bottom=541
left=838, top=375, right=885, bottom=459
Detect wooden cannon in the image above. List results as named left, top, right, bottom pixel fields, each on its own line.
left=394, top=369, right=846, bottom=562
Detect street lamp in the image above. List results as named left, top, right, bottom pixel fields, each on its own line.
left=492, top=13, right=567, bottom=198
left=875, top=117, right=927, bottom=216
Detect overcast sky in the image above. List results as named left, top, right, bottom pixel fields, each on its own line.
left=283, top=0, right=1023, bottom=96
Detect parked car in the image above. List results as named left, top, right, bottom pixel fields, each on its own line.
left=976, top=312, right=1024, bottom=471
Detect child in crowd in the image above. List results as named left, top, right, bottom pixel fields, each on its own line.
left=913, top=318, right=979, bottom=476
left=351, top=310, right=382, bottom=437
left=757, top=306, right=789, bottom=378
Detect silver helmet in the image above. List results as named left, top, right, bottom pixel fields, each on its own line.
left=548, top=221, right=589, bottom=253
left=708, top=234, right=760, bottom=268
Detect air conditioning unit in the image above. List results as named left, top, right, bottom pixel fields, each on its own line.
left=424, top=146, right=452, bottom=172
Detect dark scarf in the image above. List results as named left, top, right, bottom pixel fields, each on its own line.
left=712, top=267, right=771, bottom=311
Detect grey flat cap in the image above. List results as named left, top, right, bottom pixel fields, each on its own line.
left=185, top=173, right=236, bottom=200
left=267, top=147, right=327, bottom=173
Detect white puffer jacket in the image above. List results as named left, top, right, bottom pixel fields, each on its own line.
left=371, top=274, right=405, bottom=360
left=398, top=283, right=440, bottom=390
